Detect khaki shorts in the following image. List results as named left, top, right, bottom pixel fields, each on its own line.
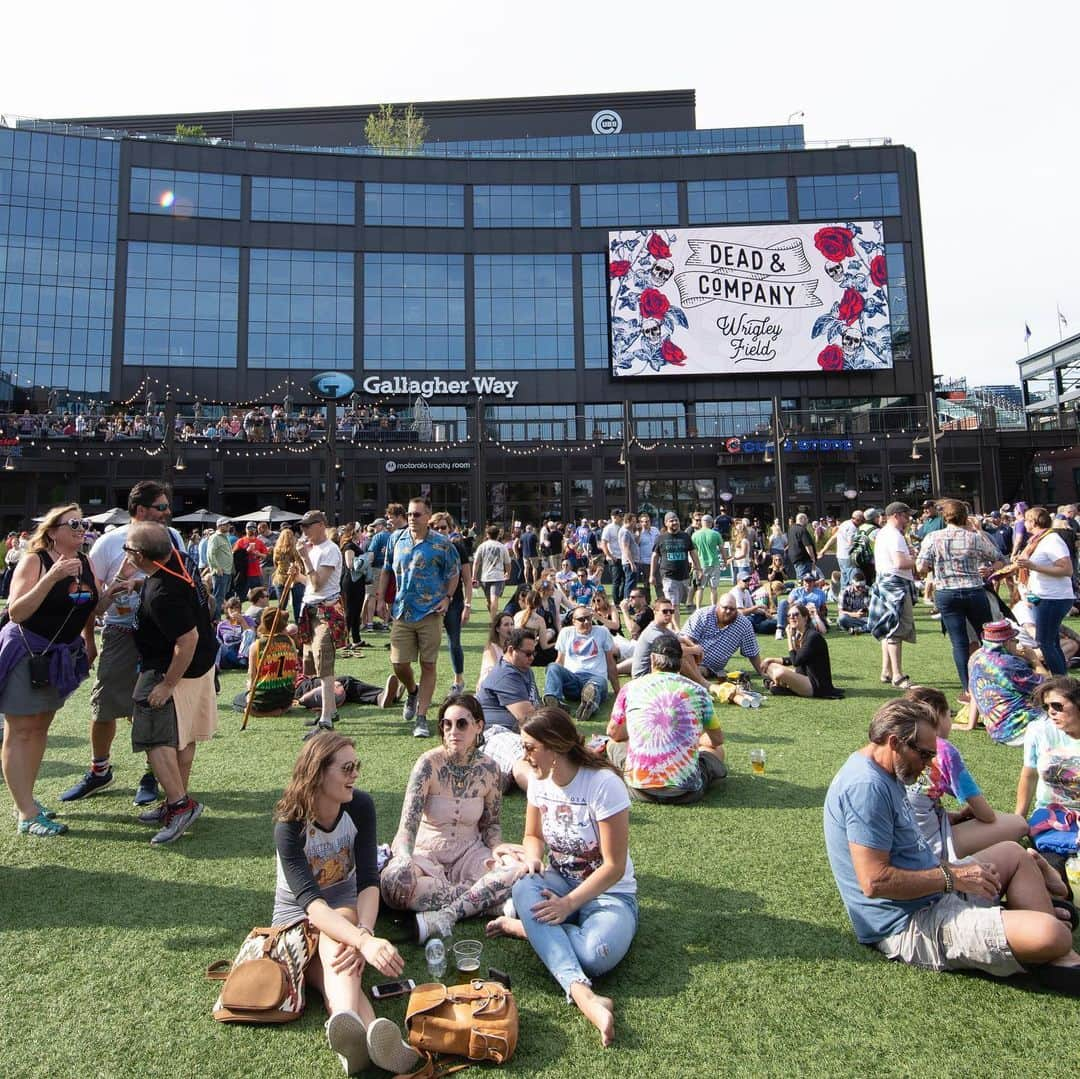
left=90, top=625, right=140, bottom=724
left=303, top=607, right=337, bottom=678
left=390, top=611, right=443, bottom=665
left=875, top=892, right=1023, bottom=977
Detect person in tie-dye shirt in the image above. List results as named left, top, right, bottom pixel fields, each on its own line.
left=964, top=620, right=1044, bottom=746
left=605, top=636, right=725, bottom=804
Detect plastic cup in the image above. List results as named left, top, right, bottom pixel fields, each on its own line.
left=750, top=748, right=767, bottom=775
left=454, top=939, right=483, bottom=973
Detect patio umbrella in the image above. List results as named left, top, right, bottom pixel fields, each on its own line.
left=172, top=508, right=224, bottom=525
left=87, top=507, right=131, bottom=526
left=229, top=505, right=304, bottom=524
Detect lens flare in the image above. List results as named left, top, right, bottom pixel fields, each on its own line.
left=159, top=190, right=175, bottom=208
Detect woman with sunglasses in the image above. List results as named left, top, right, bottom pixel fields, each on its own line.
left=1017, top=677, right=1080, bottom=895
left=514, top=588, right=558, bottom=666
left=476, top=611, right=515, bottom=690
left=273, top=731, right=420, bottom=1076
left=380, top=694, right=525, bottom=944
left=485, top=706, right=636, bottom=1047
left=760, top=603, right=841, bottom=698
left=0, top=505, right=119, bottom=836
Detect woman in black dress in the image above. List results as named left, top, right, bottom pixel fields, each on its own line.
left=761, top=604, right=842, bottom=698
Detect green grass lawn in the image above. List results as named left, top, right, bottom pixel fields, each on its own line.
left=2, top=606, right=1079, bottom=1079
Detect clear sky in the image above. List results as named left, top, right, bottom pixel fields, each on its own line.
left=4, top=0, right=1075, bottom=387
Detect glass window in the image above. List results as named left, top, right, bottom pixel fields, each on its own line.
left=248, top=249, right=353, bottom=369
left=474, top=255, right=574, bottom=370
left=473, top=185, right=571, bottom=228
left=0, top=128, right=119, bottom=405
left=363, top=253, right=465, bottom=371
left=585, top=403, right=622, bottom=440
left=123, top=241, right=239, bottom=369
left=694, top=401, right=773, bottom=438
left=631, top=403, right=685, bottom=439
left=363, top=183, right=464, bottom=227
left=687, top=178, right=788, bottom=224
left=582, top=254, right=610, bottom=369
left=250, top=177, right=354, bottom=225
left=129, top=167, right=241, bottom=220
left=487, top=481, right=563, bottom=527
left=885, top=242, right=909, bottom=362
left=484, top=405, right=575, bottom=442
left=579, top=183, right=678, bottom=227
left=796, top=173, right=900, bottom=220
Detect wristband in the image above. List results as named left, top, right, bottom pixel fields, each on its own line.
left=356, top=924, right=373, bottom=938
left=939, top=863, right=954, bottom=894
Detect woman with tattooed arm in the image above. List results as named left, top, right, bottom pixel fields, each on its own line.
left=379, top=693, right=528, bottom=943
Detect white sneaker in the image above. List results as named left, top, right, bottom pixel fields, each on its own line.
left=775, top=628, right=784, bottom=640
left=367, top=1017, right=422, bottom=1075
left=326, top=1010, right=369, bottom=1075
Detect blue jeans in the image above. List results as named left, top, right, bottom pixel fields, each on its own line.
left=837, top=613, right=868, bottom=633
left=621, top=565, right=642, bottom=602
left=934, top=586, right=993, bottom=691
left=289, top=581, right=304, bottom=622
left=544, top=665, right=607, bottom=706
left=1033, top=596, right=1074, bottom=675
left=838, top=556, right=854, bottom=589
left=443, top=595, right=465, bottom=677
left=607, top=561, right=625, bottom=603
left=748, top=611, right=777, bottom=635
left=512, top=869, right=638, bottom=998
left=211, top=572, right=231, bottom=617
left=793, top=558, right=814, bottom=580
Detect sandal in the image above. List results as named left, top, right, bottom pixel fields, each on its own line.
left=892, top=675, right=913, bottom=689
left=17, top=811, right=69, bottom=837
left=10, top=800, right=57, bottom=821
left=880, top=675, right=892, bottom=684
left=1052, top=897, right=1080, bottom=932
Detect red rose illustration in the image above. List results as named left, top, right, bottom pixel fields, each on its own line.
left=838, top=288, right=864, bottom=325
left=817, top=345, right=844, bottom=371
left=870, top=254, right=888, bottom=288
left=646, top=233, right=671, bottom=259
left=639, top=288, right=670, bottom=320
left=814, top=226, right=855, bottom=263
left=609, top=259, right=631, bottom=278
left=661, top=339, right=686, bottom=366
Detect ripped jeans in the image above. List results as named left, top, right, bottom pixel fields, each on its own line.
left=512, top=868, right=638, bottom=1000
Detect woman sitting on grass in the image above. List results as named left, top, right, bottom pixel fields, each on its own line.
left=514, top=589, right=558, bottom=666
left=486, top=706, right=637, bottom=1048
left=902, top=686, right=1028, bottom=860
left=272, top=731, right=421, bottom=1076
left=477, top=611, right=515, bottom=689
left=761, top=604, right=841, bottom=698
left=216, top=598, right=248, bottom=670
left=232, top=606, right=299, bottom=717
left=380, top=694, right=526, bottom=943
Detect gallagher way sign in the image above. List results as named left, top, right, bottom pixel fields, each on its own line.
left=362, top=376, right=518, bottom=399
left=608, top=221, right=892, bottom=378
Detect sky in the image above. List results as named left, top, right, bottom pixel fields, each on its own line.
left=4, top=0, right=1076, bottom=387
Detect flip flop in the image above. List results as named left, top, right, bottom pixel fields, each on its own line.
left=892, top=675, right=913, bottom=689
left=1052, top=897, right=1080, bottom=932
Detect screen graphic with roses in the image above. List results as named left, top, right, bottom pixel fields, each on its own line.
left=608, top=221, right=891, bottom=377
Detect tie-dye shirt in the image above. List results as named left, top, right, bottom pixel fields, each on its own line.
left=1023, top=716, right=1080, bottom=812
left=968, top=642, right=1044, bottom=746
left=608, top=672, right=719, bottom=793
left=904, top=738, right=982, bottom=860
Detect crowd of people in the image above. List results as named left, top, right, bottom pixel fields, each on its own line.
left=2, top=486, right=1080, bottom=1073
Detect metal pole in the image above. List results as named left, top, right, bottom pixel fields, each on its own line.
left=925, top=390, right=942, bottom=497
left=325, top=400, right=337, bottom=521
left=772, top=396, right=786, bottom=527
left=622, top=399, right=633, bottom=512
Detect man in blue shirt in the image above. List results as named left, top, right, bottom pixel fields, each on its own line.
left=376, top=497, right=459, bottom=739
left=824, top=697, right=1080, bottom=988
left=775, top=571, right=829, bottom=639
left=366, top=503, right=407, bottom=629
left=476, top=627, right=541, bottom=732
left=681, top=592, right=766, bottom=681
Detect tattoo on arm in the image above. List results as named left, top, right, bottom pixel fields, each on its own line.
left=478, top=762, right=503, bottom=849
left=394, top=757, right=432, bottom=857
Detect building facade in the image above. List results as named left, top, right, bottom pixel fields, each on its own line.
left=0, top=90, right=1009, bottom=527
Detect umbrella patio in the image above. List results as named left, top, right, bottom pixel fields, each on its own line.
left=172, top=508, right=224, bottom=525
left=87, top=507, right=131, bottom=526
left=229, top=505, right=304, bottom=524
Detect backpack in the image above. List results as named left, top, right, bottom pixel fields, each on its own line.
left=850, top=528, right=875, bottom=572
left=405, top=979, right=519, bottom=1070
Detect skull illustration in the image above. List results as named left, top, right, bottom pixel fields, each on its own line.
left=825, top=262, right=845, bottom=283
left=841, top=327, right=863, bottom=357
left=650, top=258, right=674, bottom=287
left=642, top=318, right=662, bottom=345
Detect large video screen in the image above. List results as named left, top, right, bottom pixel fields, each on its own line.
left=608, top=221, right=891, bottom=378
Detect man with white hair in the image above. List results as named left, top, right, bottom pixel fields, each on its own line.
left=819, top=508, right=865, bottom=590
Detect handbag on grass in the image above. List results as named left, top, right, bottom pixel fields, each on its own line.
left=402, top=979, right=518, bottom=1071
left=206, top=919, right=319, bottom=1023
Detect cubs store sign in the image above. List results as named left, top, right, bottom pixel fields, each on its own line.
left=608, top=221, right=892, bottom=378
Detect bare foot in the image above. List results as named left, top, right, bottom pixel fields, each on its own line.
left=484, top=916, right=527, bottom=940
left=1027, top=848, right=1069, bottom=898
left=570, top=983, right=615, bottom=1047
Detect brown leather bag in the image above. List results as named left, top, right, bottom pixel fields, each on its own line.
left=404, top=980, right=518, bottom=1065
left=207, top=920, right=319, bottom=1024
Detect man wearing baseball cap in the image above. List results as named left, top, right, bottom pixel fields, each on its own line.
left=872, top=502, right=917, bottom=688
left=775, top=570, right=829, bottom=638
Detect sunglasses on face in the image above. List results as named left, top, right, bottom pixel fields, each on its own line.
left=440, top=716, right=474, bottom=731
left=59, top=519, right=91, bottom=531
left=336, top=760, right=360, bottom=776
left=574, top=616, right=593, bottom=623
left=1046, top=700, right=1070, bottom=714
left=407, top=511, right=426, bottom=518
left=903, top=738, right=936, bottom=763
left=144, top=502, right=170, bottom=512
left=657, top=607, right=675, bottom=614
left=513, top=647, right=537, bottom=660
left=122, top=545, right=143, bottom=556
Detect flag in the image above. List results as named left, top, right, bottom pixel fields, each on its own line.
left=1059, top=307, right=1069, bottom=329
left=1024, top=323, right=1032, bottom=342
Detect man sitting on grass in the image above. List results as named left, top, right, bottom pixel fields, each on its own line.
left=605, top=635, right=725, bottom=804
left=824, top=697, right=1080, bottom=994
left=681, top=591, right=768, bottom=682
left=542, top=605, right=619, bottom=721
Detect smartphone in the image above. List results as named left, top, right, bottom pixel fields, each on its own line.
left=371, top=979, right=416, bottom=1000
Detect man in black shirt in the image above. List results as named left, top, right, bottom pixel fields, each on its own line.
left=786, top=512, right=817, bottom=579
left=124, top=522, right=218, bottom=845
left=650, top=512, right=701, bottom=630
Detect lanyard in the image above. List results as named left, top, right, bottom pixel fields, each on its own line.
left=151, top=556, right=194, bottom=588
